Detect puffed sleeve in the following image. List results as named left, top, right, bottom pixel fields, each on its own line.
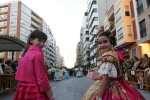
left=98, top=62, right=117, bottom=78
left=34, top=53, right=51, bottom=92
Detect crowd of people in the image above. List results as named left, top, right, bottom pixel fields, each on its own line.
left=0, top=59, right=18, bottom=75
left=0, top=58, right=18, bottom=93
left=47, top=67, right=88, bottom=81
left=87, top=67, right=100, bottom=80
left=123, top=53, right=150, bottom=89
left=48, top=67, right=70, bottom=81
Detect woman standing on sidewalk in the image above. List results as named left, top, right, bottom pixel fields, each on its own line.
left=14, top=30, right=54, bottom=100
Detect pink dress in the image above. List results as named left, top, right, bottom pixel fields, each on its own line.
left=82, top=50, right=145, bottom=100
left=90, top=71, right=99, bottom=80
left=14, top=45, right=52, bottom=100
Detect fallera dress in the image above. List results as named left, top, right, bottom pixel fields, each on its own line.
left=76, top=70, right=83, bottom=77
left=54, top=68, right=59, bottom=81
left=82, top=50, right=145, bottom=100
left=64, top=71, right=70, bottom=79
left=14, top=45, right=52, bottom=100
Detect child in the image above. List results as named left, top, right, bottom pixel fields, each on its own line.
left=82, top=31, right=145, bottom=100
left=14, top=30, right=54, bottom=100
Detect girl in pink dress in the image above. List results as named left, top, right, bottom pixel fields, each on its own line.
left=82, top=31, right=145, bottom=100
left=14, top=30, right=54, bottom=100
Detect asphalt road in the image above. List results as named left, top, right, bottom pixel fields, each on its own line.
left=0, top=76, right=150, bottom=100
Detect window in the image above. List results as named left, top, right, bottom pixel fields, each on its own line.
left=20, top=26, right=30, bottom=34
left=20, top=34, right=27, bottom=41
left=88, top=1, right=97, bottom=13
left=93, top=1, right=97, bottom=4
left=10, top=26, right=16, bottom=31
left=126, top=25, right=132, bottom=35
left=0, top=14, right=7, bottom=19
left=139, top=19, right=147, bottom=38
left=89, top=9, right=97, bottom=21
left=125, top=6, right=130, bottom=16
left=147, top=0, right=150, bottom=6
left=86, top=31, right=89, bottom=35
left=10, top=19, right=17, bottom=24
left=137, top=0, right=144, bottom=15
left=86, top=37, right=89, bottom=41
left=132, top=48, right=136, bottom=58
left=11, top=11, right=17, bottom=16
left=117, top=27, right=123, bottom=40
left=89, top=17, right=98, bottom=27
left=115, top=9, right=121, bottom=22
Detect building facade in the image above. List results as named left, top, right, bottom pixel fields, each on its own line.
left=79, top=11, right=90, bottom=69
left=132, top=0, right=150, bottom=57
left=75, top=42, right=81, bottom=67
left=0, top=1, right=56, bottom=66
left=87, top=0, right=115, bottom=67
left=103, top=0, right=150, bottom=59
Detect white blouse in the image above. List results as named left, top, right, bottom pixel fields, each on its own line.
left=98, top=62, right=117, bottom=78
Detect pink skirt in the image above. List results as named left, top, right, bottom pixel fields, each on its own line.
left=90, top=72, right=98, bottom=80
left=94, top=78, right=145, bottom=100
left=87, top=72, right=91, bottom=78
left=14, top=82, right=48, bottom=100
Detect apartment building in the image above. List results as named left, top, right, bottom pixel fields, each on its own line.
left=76, top=42, right=81, bottom=67
left=79, top=11, right=90, bottom=68
left=56, top=46, right=61, bottom=68
left=104, top=0, right=150, bottom=59
left=132, top=0, right=150, bottom=57
left=104, top=0, right=138, bottom=59
left=60, top=55, right=65, bottom=67
left=87, top=0, right=115, bottom=67
left=0, top=1, right=56, bottom=66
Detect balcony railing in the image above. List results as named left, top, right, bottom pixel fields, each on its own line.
left=147, top=0, right=150, bottom=6
left=140, top=28, right=147, bottom=38
left=109, top=22, right=115, bottom=31
left=137, top=4, right=144, bottom=15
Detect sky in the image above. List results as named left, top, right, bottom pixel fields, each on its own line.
left=0, top=0, right=87, bottom=68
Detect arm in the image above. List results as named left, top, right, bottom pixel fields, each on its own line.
left=34, top=53, right=54, bottom=99
left=96, top=74, right=110, bottom=99
left=97, top=55, right=116, bottom=99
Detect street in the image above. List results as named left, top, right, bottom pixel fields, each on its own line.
left=0, top=76, right=150, bottom=100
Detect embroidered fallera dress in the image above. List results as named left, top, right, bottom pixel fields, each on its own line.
left=82, top=50, right=145, bottom=100
left=14, top=45, right=52, bottom=100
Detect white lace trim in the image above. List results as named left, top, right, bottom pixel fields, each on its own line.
left=98, top=62, right=117, bottom=78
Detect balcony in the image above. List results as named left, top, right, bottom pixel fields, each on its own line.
left=0, top=16, right=7, bottom=21
left=0, top=23, right=7, bottom=28
left=107, top=5, right=114, bottom=19
left=0, top=30, right=6, bottom=35
left=109, top=22, right=115, bottom=32
left=137, top=4, right=144, bottom=15
left=31, top=21, right=40, bottom=29
left=0, top=7, right=8, bottom=13
left=140, top=28, right=147, bottom=38
left=31, top=15, right=40, bottom=23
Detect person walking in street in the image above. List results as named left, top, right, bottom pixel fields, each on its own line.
left=54, top=67, right=59, bottom=81
left=14, top=30, right=54, bottom=100
left=51, top=67, right=55, bottom=81
left=82, top=31, right=145, bottom=100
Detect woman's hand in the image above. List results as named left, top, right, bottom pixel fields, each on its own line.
left=107, top=56, right=114, bottom=62
left=102, top=55, right=114, bottom=62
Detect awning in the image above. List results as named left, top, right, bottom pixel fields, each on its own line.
left=0, top=35, right=26, bottom=52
